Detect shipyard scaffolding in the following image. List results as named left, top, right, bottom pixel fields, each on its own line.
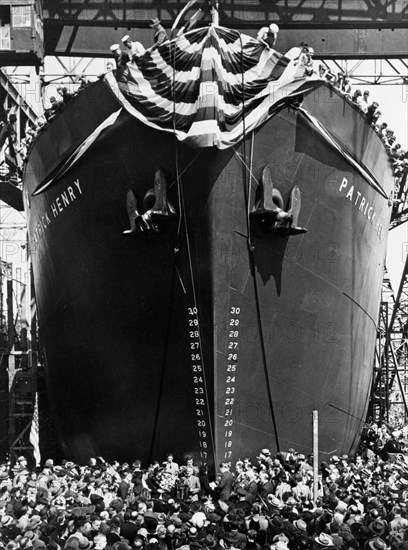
left=0, top=64, right=61, bottom=464
left=370, top=171, right=408, bottom=427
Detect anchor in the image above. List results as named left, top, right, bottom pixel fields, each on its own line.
left=123, top=168, right=177, bottom=236
left=250, top=165, right=307, bottom=236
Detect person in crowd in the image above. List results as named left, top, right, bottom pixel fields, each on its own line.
left=213, top=463, right=234, bottom=501
left=376, top=121, right=388, bottom=138
left=292, top=42, right=315, bottom=77
left=76, top=74, right=90, bottom=91
left=2, top=420, right=408, bottom=550
left=351, top=89, right=363, bottom=106
left=358, top=90, right=370, bottom=113
left=43, top=96, right=62, bottom=120
left=57, top=86, right=73, bottom=103
left=163, top=454, right=179, bottom=477
left=335, top=72, right=344, bottom=89
left=342, top=77, right=352, bottom=96
left=366, top=102, right=380, bottom=123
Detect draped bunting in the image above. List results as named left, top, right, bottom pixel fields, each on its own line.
left=105, top=26, right=317, bottom=149
left=31, top=25, right=386, bottom=196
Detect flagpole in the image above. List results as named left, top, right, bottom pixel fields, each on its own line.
left=29, top=391, right=41, bottom=467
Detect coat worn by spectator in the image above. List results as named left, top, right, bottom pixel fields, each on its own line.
left=150, top=18, right=168, bottom=48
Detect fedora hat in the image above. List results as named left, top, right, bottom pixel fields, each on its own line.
left=270, top=515, right=284, bottom=529
left=293, top=519, right=307, bottom=532
left=368, top=538, right=387, bottom=550
left=1, top=515, right=13, bottom=526
left=268, top=495, right=283, bottom=509
left=314, top=534, right=334, bottom=547
left=203, top=535, right=217, bottom=548
left=368, top=520, right=386, bottom=536
left=273, top=535, right=289, bottom=544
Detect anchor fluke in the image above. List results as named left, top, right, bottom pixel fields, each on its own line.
left=123, top=168, right=177, bottom=236
left=250, top=166, right=307, bottom=236
left=285, top=185, right=307, bottom=235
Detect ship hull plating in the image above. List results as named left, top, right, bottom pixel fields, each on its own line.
left=24, top=82, right=393, bottom=465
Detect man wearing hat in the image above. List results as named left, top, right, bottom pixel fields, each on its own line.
left=256, top=449, right=273, bottom=468
left=149, top=18, right=168, bottom=48
left=266, top=24, right=279, bottom=48
left=1, top=515, right=21, bottom=543
left=257, top=24, right=279, bottom=49
left=367, top=538, right=388, bottom=550
left=244, top=469, right=259, bottom=504
left=13, top=456, right=29, bottom=478
left=313, top=533, right=334, bottom=550
left=258, top=470, right=273, bottom=500
left=0, top=461, right=11, bottom=491
left=108, top=44, right=130, bottom=69
left=275, top=473, right=291, bottom=501
left=214, top=464, right=233, bottom=502
left=367, top=519, right=387, bottom=540
left=121, top=35, right=145, bottom=59
left=120, top=510, right=140, bottom=545
left=271, top=539, right=289, bottom=550
left=292, top=473, right=311, bottom=501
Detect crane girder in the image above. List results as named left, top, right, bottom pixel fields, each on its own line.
left=42, top=0, right=408, bottom=58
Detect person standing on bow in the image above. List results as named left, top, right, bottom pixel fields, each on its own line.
left=121, top=34, right=145, bottom=59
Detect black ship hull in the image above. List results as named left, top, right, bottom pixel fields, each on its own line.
left=24, top=76, right=393, bottom=466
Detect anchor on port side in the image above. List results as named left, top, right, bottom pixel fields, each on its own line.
left=250, top=165, right=307, bottom=236
left=123, top=168, right=177, bottom=236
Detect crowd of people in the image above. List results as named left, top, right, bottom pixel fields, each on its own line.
left=1, top=423, right=408, bottom=550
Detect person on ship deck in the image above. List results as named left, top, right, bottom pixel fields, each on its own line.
left=257, top=24, right=279, bottom=49
left=149, top=18, right=169, bottom=49
left=121, top=35, right=146, bottom=59
left=109, top=44, right=130, bottom=68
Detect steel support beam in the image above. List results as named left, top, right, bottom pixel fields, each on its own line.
left=44, top=25, right=408, bottom=58
left=0, top=70, right=39, bottom=125
left=42, top=0, right=408, bottom=27
left=41, top=0, right=408, bottom=57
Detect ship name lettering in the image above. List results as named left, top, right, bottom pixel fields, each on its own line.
left=50, top=179, right=82, bottom=218
left=32, top=179, right=83, bottom=244
left=338, top=177, right=384, bottom=241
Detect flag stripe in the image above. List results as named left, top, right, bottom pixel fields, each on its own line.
left=106, top=25, right=311, bottom=149
left=29, top=393, right=41, bottom=467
